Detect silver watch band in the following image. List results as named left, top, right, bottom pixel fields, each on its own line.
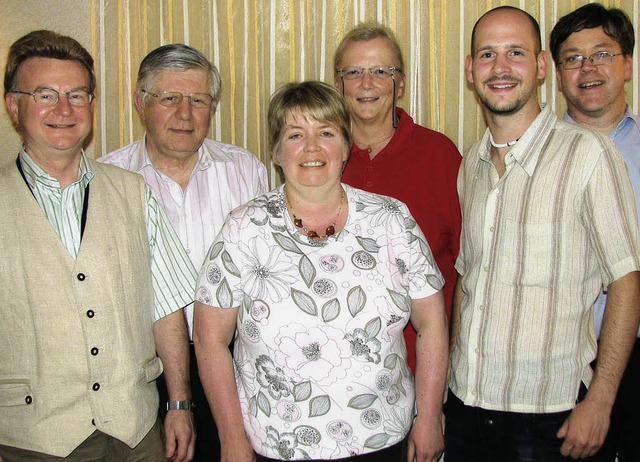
left=166, top=400, right=194, bottom=411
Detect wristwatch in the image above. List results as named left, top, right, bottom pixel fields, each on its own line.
left=166, top=400, right=195, bottom=411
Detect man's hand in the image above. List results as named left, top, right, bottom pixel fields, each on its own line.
left=556, top=398, right=609, bottom=459
left=164, top=409, right=196, bottom=462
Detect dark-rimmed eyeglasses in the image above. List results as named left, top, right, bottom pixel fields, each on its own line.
left=559, top=51, right=622, bottom=70
left=10, top=87, right=94, bottom=107
left=141, top=89, right=214, bottom=109
left=337, top=66, right=401, bottom=80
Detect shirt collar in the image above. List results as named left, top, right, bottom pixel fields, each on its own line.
left=19, top=147, right=93, bottom=190
left=478, top=105, right=556, bottom=177
left=138, top=135, right=212, bottom=175
left=350, top=107, right=414, bottom=157
left=563, top=105, right=639, bottom=138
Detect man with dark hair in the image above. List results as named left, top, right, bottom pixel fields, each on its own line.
left=551, top=4, right=639, bottom=461
left=1, top=30, right=196, bottom=461
left=100, top=43, right=267, bottom=460
left=446, top=6, right=640, bottom=461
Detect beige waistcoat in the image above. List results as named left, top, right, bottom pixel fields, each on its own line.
left=0, top=160, right=163, bottom=457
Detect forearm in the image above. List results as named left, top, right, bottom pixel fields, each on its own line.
left=414, top=309, right=449, bottom=421
left=193, top=302, right=252, bottom=455
left=154, top=310, right=191, bottom=401
left=195, top=336, right=248, bottom=448
left=412, top=292, right=449, bottom=421
left=588, top=271, right=640, bottom=407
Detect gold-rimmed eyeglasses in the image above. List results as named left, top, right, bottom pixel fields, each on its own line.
left=559, top=51, right=622, bottom=70
left=10, top=87, right=94, bottom=107
left=141, top=89, right=214, bottom=109
left=337, top=66, right=401, bottom=80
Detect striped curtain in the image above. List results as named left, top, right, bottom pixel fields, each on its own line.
left=90, top=0, right=640, bottom=185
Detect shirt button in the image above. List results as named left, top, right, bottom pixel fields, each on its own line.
left=474, top=348, right=480, bottom=354
left=92, top=383, right=100, bottom=391
left=77, top=273, right=86, bottom=281
left=490, top=226, right=495, bottom=232
left=91, top=347, right=99, bottom=356
left=25, top=395, right=33, bottom=405
left=479, top=305, right=485, bottom=311
left=86, top=310, right=95, bottom=318
left=483, top=266, right=489, bottom=272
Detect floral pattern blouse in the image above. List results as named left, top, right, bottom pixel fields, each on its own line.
left=195, top=184, right=444, bottom=460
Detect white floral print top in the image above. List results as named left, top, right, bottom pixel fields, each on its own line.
left=196, top=184, right=444, bottom=460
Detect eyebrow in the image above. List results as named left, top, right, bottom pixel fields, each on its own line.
left=475, top=43, right=529, bottom=53
left=34, top=85, right=92, bottom=92
left=561, top=42, right=615, bottom=55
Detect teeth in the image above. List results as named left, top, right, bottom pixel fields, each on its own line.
left=491, top=83, right=516, bottom=89
left=358, top=97, right=377, bottom=102
left=579, top=81, right=603, bottom=88
left=302, top=161, right=324, bottom=167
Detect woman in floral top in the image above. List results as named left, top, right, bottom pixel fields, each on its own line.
left=194, top=81, right=448, bottom=462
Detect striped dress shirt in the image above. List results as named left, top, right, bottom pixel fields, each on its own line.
left=19, top=148, right=196, bottom=320
left=451, top=106, right=640, bottom=413
left=100, top=137, right=268, bottom=336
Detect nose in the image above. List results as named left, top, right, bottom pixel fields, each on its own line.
left=359, top=70, right=374, bottom=89
left=580, top=57, right=598, bottom=72
left=53, top=95, right=73, bottom=115
left=492, top=53, right=511, bottom=74
left=175, top=98, right=193, bottom=119
left=304, top=134, right=320, bottom=151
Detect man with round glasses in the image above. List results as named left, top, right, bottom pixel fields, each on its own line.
left=551, top=4, right=640, bottom=461
left=1, top=30, right=197, bottom=461
left=335, top=23, right=461, bottom=378
left=100, top=43, right=267, bottom=461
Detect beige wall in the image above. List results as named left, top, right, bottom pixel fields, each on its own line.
left=0, top=0, right=93, bottom=163
left=1, top=1, right=639, bottom=181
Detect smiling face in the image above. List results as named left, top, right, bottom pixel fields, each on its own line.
left=136, top=68, right=214, bottom=163
left=275, top=108, right=349, bottom=194
left=335, top=37, right=405, bottom=127
left=5, top=57, right=94, bottom=162
left=556, top=26, right=631, bottom=123
left=466, top=8, right=547, bottom=118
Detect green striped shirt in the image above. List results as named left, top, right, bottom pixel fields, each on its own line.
left=19, top=149, right=196, bottom=320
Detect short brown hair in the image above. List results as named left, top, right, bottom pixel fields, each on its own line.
left=4, top=30, right=95, bottom=96
left=268, top=81, right=352, bottom=158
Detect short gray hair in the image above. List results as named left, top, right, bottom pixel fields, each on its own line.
left=136, top=44, right=221, bottom=103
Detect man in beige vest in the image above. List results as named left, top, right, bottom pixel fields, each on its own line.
left=0, top=30, right=196, bottom=461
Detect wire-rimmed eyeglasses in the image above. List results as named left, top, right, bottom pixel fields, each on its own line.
left=141, top=89, right=214, bottom=109
left=337, top=66, right=401, bottom=80
left=559, top=51, right=622, bottom=70
left=10, top=87, right=94, bottom=107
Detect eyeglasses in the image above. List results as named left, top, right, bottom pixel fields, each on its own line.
left=559, top=51, right=622, bottom=70
left=11, top=87, right=94, bottom=107
left=337, top=66, right=401, bottom=80
left=141, top=90, right=214, bottom=109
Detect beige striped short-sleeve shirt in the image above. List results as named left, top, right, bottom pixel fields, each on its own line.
left=451, top=106, right=640, bottom=413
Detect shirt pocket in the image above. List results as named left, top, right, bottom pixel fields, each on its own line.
left=497, top=219, right=562, bottom=287
left=0, top=380, right=33, bottom=407
left=142, top=356, right=163, bottom=383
